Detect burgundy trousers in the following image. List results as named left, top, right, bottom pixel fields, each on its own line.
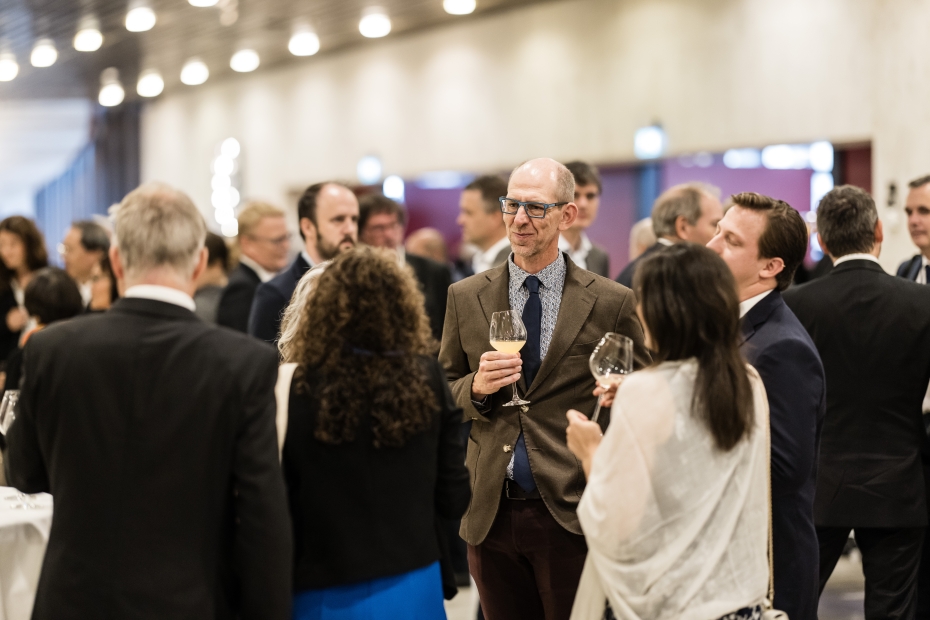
left=468, top=493, right=588, bottom=620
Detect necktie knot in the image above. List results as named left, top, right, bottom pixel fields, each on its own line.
left=524, top=275, right=541, bottom=295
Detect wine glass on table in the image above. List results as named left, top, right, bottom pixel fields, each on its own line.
left=490, top=310, right=530, bottom=407
left=0, top=389, right=19, bottom=436
left=589, top=333, right=633, bottom=423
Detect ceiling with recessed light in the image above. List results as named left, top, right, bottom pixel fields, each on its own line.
left=0, top=0, right=547, bottom=101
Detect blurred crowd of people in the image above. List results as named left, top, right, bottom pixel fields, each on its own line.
left=2, top=157, right=930, bottom=620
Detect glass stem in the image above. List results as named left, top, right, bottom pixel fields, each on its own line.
left=591, top=394, right=603, bottom=424
left=512, top=382, right=520, bottom=402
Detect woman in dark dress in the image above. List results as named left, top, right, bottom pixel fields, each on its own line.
left=281, top=247, right=470, bottom=620
left=0, top=217, right=48, bottom=365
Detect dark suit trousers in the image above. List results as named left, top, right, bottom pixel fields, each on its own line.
left=468, top=492, right=587, bottom=620
left=819, top=526, right=925, bottom=619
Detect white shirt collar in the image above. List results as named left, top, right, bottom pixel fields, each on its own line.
left=739, top=289, right=774, bottom=319
left=832, top=253, right=881, bottom=267
left=558, top=232, right=593, bottom=268
left=238, top=255, right=276, bottom=283
left=657, top=237, right=675, bottom=247
left=472, top=236, right=511, bottom=274
left=300, top=250, right=316, bottom=269
left=125, top=285, right=196, bottom=312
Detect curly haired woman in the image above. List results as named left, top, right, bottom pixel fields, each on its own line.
left=280, top=246, right=470, bottom=620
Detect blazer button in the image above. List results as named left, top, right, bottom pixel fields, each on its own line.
left=520, top=405, right=529, bottom=413
left=503, top=444, right=512, bottom=453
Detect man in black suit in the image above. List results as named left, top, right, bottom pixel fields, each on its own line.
left=897, top=175, right=930, bottom=283
left=358, top=194, right=451, bottom=341
left=708, top=192, right=825, bottom=620
left=248, top=182, right=358, bottom=342
left=616, top=182, right=723, bottom=287
left=217, top=201, right=290, bottom=332
left=457, top=175, right=511, bottom=278
left=784, top=185, right=930, bottom=619
left=5, top=182, right=292, bottom=620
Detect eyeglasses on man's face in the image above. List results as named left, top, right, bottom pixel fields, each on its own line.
left=498, top=197, right=568, bottom=219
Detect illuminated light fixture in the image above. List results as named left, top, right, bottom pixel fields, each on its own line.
left=230, top=49, right=259, bottom=72
left=0, top=53, right=19, bottom=81
left=633, top=124, right=666, bottom=160
left=810, top=172, right=834, bottom=212
left=136, top=69, right=164, bottom=97
left=761, top=144, right=810, bottom=170
left=30, top=39, right=58, bottom=67
left=383, top=175, right=405, bottom=201
left=98, top=68, right=125, bottom=107
left=211, top=174, right=231, bottom=191
left=415, top=170, right=472, bottom=189
left=213, top=155, right=235, bottom=177
left=220, top=137, right=240, bottom=159
left=125, top=4, right=157, bottom=32
left=74, top=16, right=103, bottom=51
left=220, top=220, right=239, bottom=237
left=359, top=7, right=391, bottom=38
left=180, top=58, right=209, bottom=85
left=289, top=27, right=320, bottom=56
left=723, top=148, right=762, bottom=169
left=357, top=155, right=383, bottom=185
left=443, top=0, right=476, bottom=15
left=809, top=141, right=834, bottom=173
left=189, top=0, right=219, bottom=6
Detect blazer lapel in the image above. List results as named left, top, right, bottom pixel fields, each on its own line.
left=476, top=265, right=529, bottom=392
left=909, top=257, right=922, bottom=281
left=527, top=262, right=596, bottom=397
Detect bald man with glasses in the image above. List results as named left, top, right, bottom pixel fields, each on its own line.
left=440, top=158, right=649, bottom=620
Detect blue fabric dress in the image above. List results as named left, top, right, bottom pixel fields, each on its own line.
left=293, top=561, right=446, bottom=620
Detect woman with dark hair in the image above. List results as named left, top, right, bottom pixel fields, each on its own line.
left=280, top=246, right=469, bottom=620
left=88, top=253, right=120, bottom=312
left=566, top=244, right=770, bottom=620
left=0, top=216, right=49, bottom=364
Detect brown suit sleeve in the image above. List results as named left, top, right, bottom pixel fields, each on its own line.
left=439, top=286, right=490, bottom=423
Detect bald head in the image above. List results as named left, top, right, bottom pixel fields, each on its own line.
left=405, top=227, right=448, bottom=264
left=509, top=158, right=575, bottom=204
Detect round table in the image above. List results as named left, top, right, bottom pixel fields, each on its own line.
left=0, top=488, right=52, bottom=620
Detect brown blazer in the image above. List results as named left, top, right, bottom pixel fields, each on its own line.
left=439, top=256, right=650, bottom=545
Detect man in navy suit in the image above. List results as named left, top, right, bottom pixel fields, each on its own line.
left=897, top=175, right=930, bottom=283
left=708, top=192, right=825, bottom=620
left=248, top=182, right=358, bottom=343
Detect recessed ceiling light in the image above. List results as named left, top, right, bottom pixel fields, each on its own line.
left=137, top=70, right=164, bottom=97
left=189, top=0, right=219, bottom=5
left=125, top=6, right=157, bottom=32
left=443, top=0, right=476, bottom=15
left=289, top=30, right=320, bottom=56
left=30, top=39, right=58, bottom=67
left=230, top=49, right=260, bottom=72
left=99, top=68, right=125, bottom=107
left=74, top=19, right=103, bottom=52
left=0, top=53, right=19, bottom=81
left=359, top=8, right=391, bottom=38
left=180, top=59, right=209, bottom=85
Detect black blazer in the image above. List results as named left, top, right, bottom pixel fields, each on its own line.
left=282, top=356, right=470, bottom=591
left=897, top=254, right=924, bottom=281
left=615, top=241, right=666, bottom=288
left=783, top=259, right=930, bottom=527
left=248, top=254, right=311, bottom=343
left=406, top=253, right=452, bottom=342
left=217, top=262, right=262, bottom=332
left=5, top=298, right=292, bottom=620
left=0, top=288, right=20, bottom=367
left=740, top=291, right=825, bottom=620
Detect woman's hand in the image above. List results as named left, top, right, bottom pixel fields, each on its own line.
left=6, top=307, right=26, bottom=332
left=593, top=375, right=627, bottom=409
left=566, top=409, right=603, bottom=478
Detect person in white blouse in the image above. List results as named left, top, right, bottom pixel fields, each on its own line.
left=565, top=242, right=770, bottom=620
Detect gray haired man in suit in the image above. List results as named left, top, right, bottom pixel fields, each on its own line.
left=440, top=158, right=649, bottom=620
left=559, top=161, right=611, bottom=278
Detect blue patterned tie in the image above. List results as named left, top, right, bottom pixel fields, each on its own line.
left=512, top=276, right=541, bottom=492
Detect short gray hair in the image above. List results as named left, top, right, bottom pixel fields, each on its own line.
left=816, top=185, right=878, bottom=257
left=112, top=182, right=206, bottom=278
left=652, top=182, right=720, bottom=238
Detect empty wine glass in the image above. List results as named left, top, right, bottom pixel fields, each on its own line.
left=0, top=389, right=19, bottom=435
left=489, top=310, right=530, bottom=407
left=589, top=333, right=633, bottom=423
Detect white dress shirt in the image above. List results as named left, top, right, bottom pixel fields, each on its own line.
left=738, top=289, right=774, bottom=319
left=916, top=255, right=930, bottom=285
left=124, top=285, right=196, bottom=311
left=832, top=252, right=881, bottom=267
left=559, top=232, right=593, bottom=271
left=471, top=236, right=511, bottom=275
left=238, top=255, right=276, bottom=283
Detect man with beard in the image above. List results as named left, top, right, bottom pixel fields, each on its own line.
left=248, top=182, right=358, bottom=343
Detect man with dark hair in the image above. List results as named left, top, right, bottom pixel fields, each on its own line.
left=458, top=175, right=510, bottom=275
left=559, top=161, right=610, bottom=277
left=61, top=220, right=110, bottom=307
left=615, top=182, right=723, bottom=287
left=783, top=185, right=930, bottom=619
left=898, top=175, right=930, bottom=283
left=708, top=192, right=825, bottom=620
left=358, top=194, right=451, bottom=341
left=248, top=182, right=358, bottom=342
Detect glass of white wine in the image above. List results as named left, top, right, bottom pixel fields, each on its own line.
left=490, top=310, right=530, bottom=407
left=589, top=332, right=633, bottom=423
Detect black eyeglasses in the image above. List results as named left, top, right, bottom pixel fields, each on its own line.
left=499, top=197, right=568, bottom=219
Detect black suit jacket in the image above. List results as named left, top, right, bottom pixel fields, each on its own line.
left=248, top=254, right=311, bottom=343
left=740, top=291, right=825, bottom=620
left=615, top=241, right=666, bottom=288
left=0, top=288, right=21, bottom=367
left=217, top=262, right=262, bottom=332
left=897, top=254, right=925, bottom=281
left=783, top=259, right=930, bottom=527
left=406, top=253, right=452, bottom=342
left=5, top=298, right=292, bottom=620
left=283, top=356, right=470, bottom=591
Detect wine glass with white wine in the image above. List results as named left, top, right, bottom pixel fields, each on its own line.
left=490, top=310, right=530, bottom=407
left=589, top=333, right=633, bottom=423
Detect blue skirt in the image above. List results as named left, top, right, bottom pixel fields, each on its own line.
left=293, top=561, right=446, bottom=620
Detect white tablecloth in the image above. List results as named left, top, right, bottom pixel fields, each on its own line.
left=0, top=488, right=52, bottom=620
